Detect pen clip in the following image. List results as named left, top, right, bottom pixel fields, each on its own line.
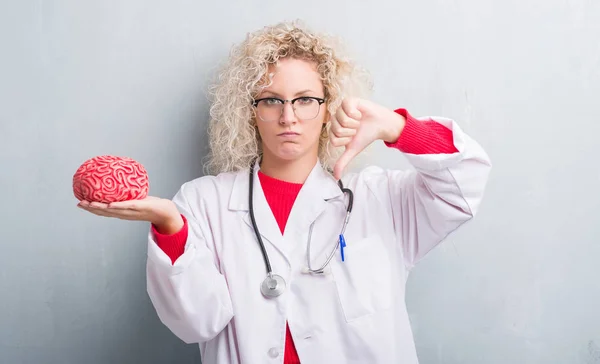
left=339, top=234, right=346, bottom=262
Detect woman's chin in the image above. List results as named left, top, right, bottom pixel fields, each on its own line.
left=263, top=141, right=317, bottom=162
left=275, top=152, right=303, bottom=161
left=273, top=145, right=305, bottom=161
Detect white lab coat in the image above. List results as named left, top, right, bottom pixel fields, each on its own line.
left=145, top=116, right=491, bottom=364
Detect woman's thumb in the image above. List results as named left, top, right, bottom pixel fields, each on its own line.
left=333, top=145, right=361, bottom=180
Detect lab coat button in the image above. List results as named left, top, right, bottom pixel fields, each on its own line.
left=268, top=347, right=279, bottom=358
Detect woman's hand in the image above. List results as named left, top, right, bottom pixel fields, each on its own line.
left=329, top=98, right=406, bottom=179
left=77, top=196, right=184, bottom=234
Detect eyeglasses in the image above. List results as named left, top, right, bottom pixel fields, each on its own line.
left=252, top=96, right=326, bottom=122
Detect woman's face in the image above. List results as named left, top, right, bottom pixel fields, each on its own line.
left=254, top=58, right=327, bottom=164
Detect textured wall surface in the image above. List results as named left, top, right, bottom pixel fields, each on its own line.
left=1, top=0, right=599, bottom=363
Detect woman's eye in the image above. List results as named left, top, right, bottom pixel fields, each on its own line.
left=297, top=97, right=314, bottom=105
left=265, top=98, right=282, bottom=105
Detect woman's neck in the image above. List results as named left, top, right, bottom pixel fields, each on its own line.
left=259, top=153, right=318, bottom=184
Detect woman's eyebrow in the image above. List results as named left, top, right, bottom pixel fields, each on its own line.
left=293, top=89, right=315, bottom=97
left=259, top=89, right=317, bottom=98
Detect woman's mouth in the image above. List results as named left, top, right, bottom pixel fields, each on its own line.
left=278, top=131, right=300, bottom=137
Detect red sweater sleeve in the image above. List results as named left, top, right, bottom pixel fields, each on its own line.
left=151, top=214, right=188, bottom=264
left=385, top=108, right=459, bottom=154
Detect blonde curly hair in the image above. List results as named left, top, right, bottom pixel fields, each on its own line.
left=204, top=20, right=373, bottom=175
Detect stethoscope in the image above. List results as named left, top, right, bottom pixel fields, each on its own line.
left=248, top=162, right=354, bottom=298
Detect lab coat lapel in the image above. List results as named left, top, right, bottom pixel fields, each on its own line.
left=230, top=160, right=289, bottom=264
left=284, top=161, right=344, bottom=237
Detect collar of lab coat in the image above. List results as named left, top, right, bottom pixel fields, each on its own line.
left=228, top=159, right=344, bottom=264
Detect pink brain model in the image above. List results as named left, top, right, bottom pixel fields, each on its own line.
left=73, top=155, right=149, bottom=203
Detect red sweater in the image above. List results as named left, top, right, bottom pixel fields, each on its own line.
left=151, top=109, right=458, bottom=363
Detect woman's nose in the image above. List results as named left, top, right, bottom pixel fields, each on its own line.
left=279, top=102, right=298, bottom=125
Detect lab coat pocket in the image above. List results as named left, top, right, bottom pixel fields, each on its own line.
left=330, top=236, right=392, bottom=323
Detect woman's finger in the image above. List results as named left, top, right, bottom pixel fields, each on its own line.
left=81, top=205, right=148, bottom=220
left=106, top=200, right=142, bottom=210
left=341, top=98, right=363, bottom=120
left=335, top=107, right=360, bottom=129
left=330, top=124, right=357, bottom=138
left=80, top=205, right=112, bottom=218
left=89, top=201, right=109, bottom=209
left=107, top=196, right=162, bottom=211
left=339, top=98, right=362, bottom=127
left=329, top=135, right=352, bottom=147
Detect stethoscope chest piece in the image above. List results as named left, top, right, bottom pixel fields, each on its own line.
left=260, top=274, right=286, bottom=298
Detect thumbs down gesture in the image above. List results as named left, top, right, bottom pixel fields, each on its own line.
left=330, top=98, right=406, bottom=180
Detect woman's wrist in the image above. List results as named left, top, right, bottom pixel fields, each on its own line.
left=381, top=111, right=406, bottom=143
left=153, top=203, right=184, bottom=235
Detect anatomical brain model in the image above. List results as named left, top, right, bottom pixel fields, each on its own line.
left=73, top=155, right=149, bottom=203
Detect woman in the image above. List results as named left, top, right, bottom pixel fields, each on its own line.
left=78, top=21, right=491, bottom=364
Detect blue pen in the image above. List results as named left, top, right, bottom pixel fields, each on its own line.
left=339, top=234, right=346, bottom=262
left=339, top=210, right=351, bottom=262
